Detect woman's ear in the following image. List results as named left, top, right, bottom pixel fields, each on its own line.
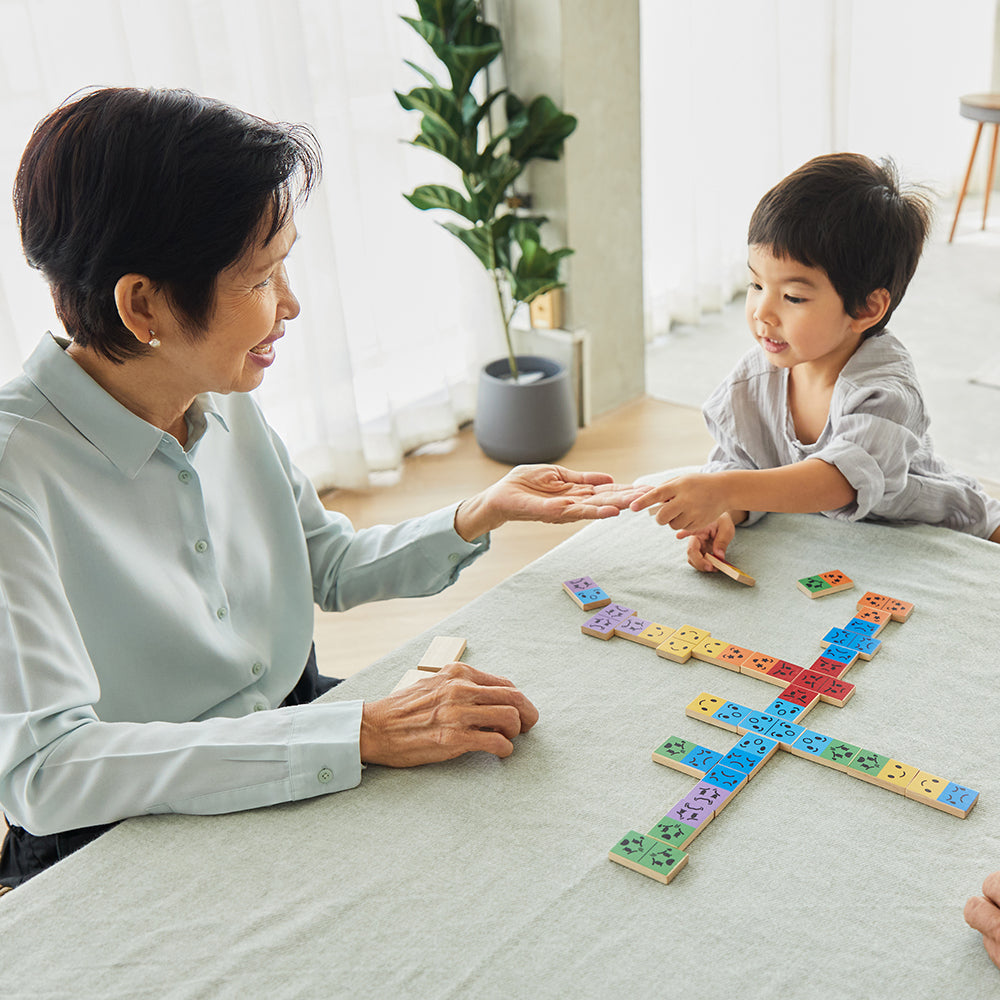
left=851, top=287, right=891, bottom=334
left=113, top=274, right=160, bottom=347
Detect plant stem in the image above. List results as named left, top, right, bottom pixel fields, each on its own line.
left=491, top=270, right=519, bottom=381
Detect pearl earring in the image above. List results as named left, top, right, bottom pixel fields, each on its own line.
left=148, top=331, right=161, bottom=348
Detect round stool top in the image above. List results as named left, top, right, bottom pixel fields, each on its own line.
left=960, top=93, right=1000, bottom=124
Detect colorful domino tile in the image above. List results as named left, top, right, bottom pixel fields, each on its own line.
left=797, top=570, right=854, bottom=598
left=613, top=616, right=656, bottom=641
left=635, top=623, right=674, bottom=648
left=562, top=577, right=611, bottom=611
left=691, top=638, right=732, bottom=665
left=856, top=592, right=915, bottom=622
left=905, top=775, right=979, bottom=818
left=648, top=816, right=700, bottom=849
left=656, top=636, right=696, bottom=663
left=741, top=653, right=779, bottom=681
left=652, top=737, right=723, bottom=777
left=821, top=628, right=881, bottom=660
left=581, top=604, right=635, bottom=639
left=716, top=644, right=753, bottom=672
left=609, top=831, right=689, bottom=884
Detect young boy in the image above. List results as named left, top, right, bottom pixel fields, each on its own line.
left=631, top=153, right=1000, bottom=566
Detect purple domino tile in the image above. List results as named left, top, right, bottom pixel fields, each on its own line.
left=614, top=616, right=653, bottom=638
left=563, top=576, right=598, bottom=592
left=665, top=782, right=732, bottom=827
left=580, top=610, right=620, bottom=638
left=601, top=603, right=635, bottom=623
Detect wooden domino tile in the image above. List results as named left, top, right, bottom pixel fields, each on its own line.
left=874, top=759, right=920, bottom=794
left=613, top=616, right=656, bottom=641
left=390, top=668, right=432, bottom=694
left=635, top=623, right=675, bottom=648
left=797, top=570, right=854, bottom=598
left=809, top=655, right=852, bottom=679
left=905, top=774, right=979, bottom=818
left=562, top=577, right=612, bottom=611
left=648, top=816, right=700, bottom=849
left=673, top=625, right=712, bottom=646
left=705, top=552, right=756, bottom=586
left=685, top=693, right=727, bottom=723
left=716, top=643, right=753, bottom=671
left=581, top=605, right=635, bottom=639
left=609, top=831, right=689, bottom=884
left=882, top=597, right=915, bottom=622
left=853, top=606, right=893, bottom=633
left=416, top=635, right=467, bottom=671
left=691, top=638, right=731, bottom=665
left=656, top=636, right=696, bottom=663
left=763, top=660, right=805, bottom=687
left=741, top=653, right=779, bottom=681
left=709, top=700, right=751, bottom=733
left=652, top=738, right=723, bottom=777
left=856, top=591, right=890, bottom=611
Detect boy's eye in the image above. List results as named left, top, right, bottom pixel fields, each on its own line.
left=784, top=295, right=806, bottom=304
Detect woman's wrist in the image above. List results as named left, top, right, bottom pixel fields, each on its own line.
left=453, top=492, right=503, bottom=542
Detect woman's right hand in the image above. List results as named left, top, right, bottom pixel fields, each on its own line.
left=359, top=663, right=539, bottom=767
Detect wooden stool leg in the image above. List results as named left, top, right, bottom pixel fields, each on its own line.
left=950, top=122, right=984, bottom=243
left=983, top=123, right=999, bottom=231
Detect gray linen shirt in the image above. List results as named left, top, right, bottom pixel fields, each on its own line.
left=701, top=330, right=1000, bottom=538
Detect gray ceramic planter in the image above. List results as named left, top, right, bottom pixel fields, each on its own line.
left=475, top=355, right=577, bottom=465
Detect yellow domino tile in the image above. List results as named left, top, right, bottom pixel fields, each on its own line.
left=875, top=759, right=920, bottom=793
left=691, top=638, right=730, bottom=665
left=656, top=637, right=696, bottom=663
left=905, top=770, right=949, bottom=805
left=673, top=625, right=711, bottom=646
left=635, top=623, right=675, bottom=648
left=685, top=692, right=725, bottom=720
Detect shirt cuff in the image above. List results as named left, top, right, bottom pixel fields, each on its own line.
left=288, top=700, right=364, bottom=800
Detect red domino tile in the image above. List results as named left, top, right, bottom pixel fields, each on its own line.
left=795, top=670, right=834, bottom=694
left=778, top=684, right=820, bottom=709
left=857, top=591, right=890, bottom=611
left=766, top=660, right=805, bottom=686
left=819, top=678, right=855, bottom=706
left=810, top=656, right=851, bottom=680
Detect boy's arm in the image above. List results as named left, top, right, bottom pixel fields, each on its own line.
left=631, top=458, right=855, bottom=534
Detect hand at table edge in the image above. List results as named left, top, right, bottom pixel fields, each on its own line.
left=359, top=662, right=539, bottom=767
left=965, top=871, right=1000, bottom=971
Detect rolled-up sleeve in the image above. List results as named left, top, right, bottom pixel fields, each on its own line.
left=809, top=383, right=925, bottom=520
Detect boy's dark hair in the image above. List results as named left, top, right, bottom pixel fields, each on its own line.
left=14, top=87, right=321, bottom=363
left=748, top=153, right=932, bottom=335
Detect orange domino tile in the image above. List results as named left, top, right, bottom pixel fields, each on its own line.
left=741, top=652, right=779, bottom=680
left=882, top=597, right=915, bottom=622
left=856, top=591, right=890, bottom=611
left=716, top=644, right=754, bottom=672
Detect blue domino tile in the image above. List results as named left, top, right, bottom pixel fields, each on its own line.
left=938, top=782, right=979, bottom=813
left=719, top=747, right=766, bottom=776
left=765, top=719, right=805, bottom=747
left=681, top=745, right=724, bottom=774
left=740, top=711, right=780, bottom=735
left=819, top=644, right=859, bottom=668
left=735, top=734, right=779, bottom=762
left=702, top=763, right=748, bottom=793
left=789, top=729, right=833, bottom=758
left=711, top=701, right=751, bottom=730
left=822, top=628, right=881, bottom=658
left=844, top=616, right=880, bottom=637
left=763, top=696, right=807, bottom=721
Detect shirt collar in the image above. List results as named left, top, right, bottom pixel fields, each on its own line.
left=23, top=333, right=229, bottom=479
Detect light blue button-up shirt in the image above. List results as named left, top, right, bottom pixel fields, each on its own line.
left=0, top=335, right=489, bottom=834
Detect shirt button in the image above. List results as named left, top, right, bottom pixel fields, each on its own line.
left=216, top=607, right=228, bottom=620
left=448, top=553, right=460, bottom=564
left=178, top=470, right=192, bottom=483
left=317, top=768, right=333, bottom=784
left=194, top=539, right=209, bottom=554
left=251, top=661, right=264, bottom=676
left=253, top=702, right=267, bottom=712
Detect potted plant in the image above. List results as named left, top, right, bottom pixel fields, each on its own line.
left=396, top=0, right=580, bottom=464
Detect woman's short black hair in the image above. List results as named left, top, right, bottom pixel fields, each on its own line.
left=747, top=153, right=932, bottom=335
left=14, top=87, right=321, bottom=362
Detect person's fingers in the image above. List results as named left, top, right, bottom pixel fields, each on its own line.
left=983, top=871, right=1000, bottom=905
left=965, top=894, right=1000, bottom=937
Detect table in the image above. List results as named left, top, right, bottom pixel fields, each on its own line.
left=1, top=505, right=998, bottom=998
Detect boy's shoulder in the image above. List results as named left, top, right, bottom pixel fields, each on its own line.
left=840, top=330, right=919, bottom=389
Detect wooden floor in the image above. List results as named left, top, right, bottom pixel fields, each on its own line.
left=313, top=395, right=714, bottom=678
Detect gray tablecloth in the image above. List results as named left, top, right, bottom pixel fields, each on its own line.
left=1, top=507, right=998, bottom=999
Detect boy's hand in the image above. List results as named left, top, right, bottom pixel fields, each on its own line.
left=677, top=514, right=736, bottom=572
left=629, top=473, right=731, bottom=534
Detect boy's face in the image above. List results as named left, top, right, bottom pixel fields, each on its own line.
left=745, top=245, right=879, bottom=378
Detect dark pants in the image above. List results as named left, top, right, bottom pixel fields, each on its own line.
left=0, top=645, right=339, bottom=891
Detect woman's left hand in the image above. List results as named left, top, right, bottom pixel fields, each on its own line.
left=454, top=464, right=649, bottom=541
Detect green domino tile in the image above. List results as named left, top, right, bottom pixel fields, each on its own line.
left=797, top=575, right=831, bottom=595
left=609, top=830, right=689, bottom=883
left=652, top=736, right=696, bottom=764
left=847, top=749, right=891, bottom=785
left=818, top=740, right=862, bottom=772
left=648, top=816, right=698, bottom=849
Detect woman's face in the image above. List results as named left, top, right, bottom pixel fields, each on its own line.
left=172, top=216, right=300, bottom=396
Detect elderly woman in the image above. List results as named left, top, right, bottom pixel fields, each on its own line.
left=0, top=88, right=641, bottom=889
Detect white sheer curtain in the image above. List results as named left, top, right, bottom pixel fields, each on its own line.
left=641, top=0, right=997, bottom=338
left=0, top=0, right=504, bottom=489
